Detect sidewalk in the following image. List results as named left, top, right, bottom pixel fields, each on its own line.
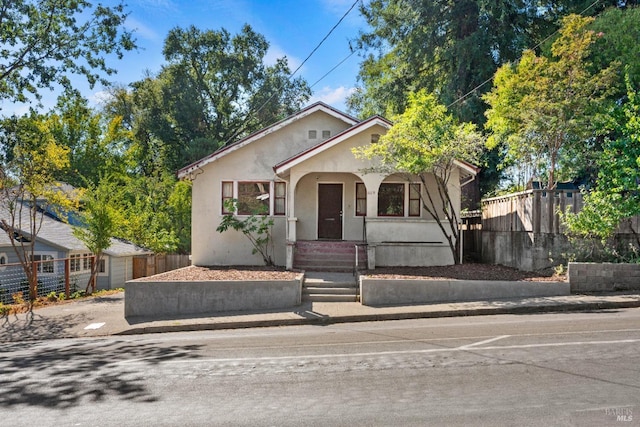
left=2, top=291, right=640, bottom=342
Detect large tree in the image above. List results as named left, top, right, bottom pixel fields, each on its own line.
left=106, top=25, right=311, bottom=173
left=353, top=90, right=484, bottom=264
left=483, top=14, right=618, bottom=191
left=0, top=0, right=135, bottom=106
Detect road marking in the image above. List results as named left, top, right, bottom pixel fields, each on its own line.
left=116, top=337, right=640, bottom=366
left=84, top=322, right=105, bottom=330
left=457, top=335, right=510, bottom=350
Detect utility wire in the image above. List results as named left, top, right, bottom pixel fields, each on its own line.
left=447, top=0, right=605, bottom=110
left=221, top=0, right=360, bottom=147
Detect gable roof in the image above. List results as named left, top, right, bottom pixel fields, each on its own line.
left=0, top=203, right=151, bottom=256
left=274, top=115, right=392, bottom=175
left=177, top=102, right=360, bottom=179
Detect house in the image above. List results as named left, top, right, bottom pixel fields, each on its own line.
left=0, top=200, right=151, bottom=299
left=178, top=102, right=478, bottom=271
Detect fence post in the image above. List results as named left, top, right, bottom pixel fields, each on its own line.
left=65, top=258, right=70, bottom=299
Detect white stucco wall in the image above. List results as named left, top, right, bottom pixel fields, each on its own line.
left=191, top=110, right=354, bottom=266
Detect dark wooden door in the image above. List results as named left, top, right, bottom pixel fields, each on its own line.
left=318, top=184, right=343, bottom=240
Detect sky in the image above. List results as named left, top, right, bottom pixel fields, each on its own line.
left=3, top=0, right=369, bottom=116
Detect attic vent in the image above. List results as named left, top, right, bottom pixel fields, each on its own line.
left=308, top=130, right=317, bottom=139
left=322, top=130, right=331, bottom=139
left=371, top=133, right=380, bottom=143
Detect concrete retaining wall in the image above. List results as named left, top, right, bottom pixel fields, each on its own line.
left=568, top=262, right=640, bottom=292
left=125, top=277, right=303, bottom=318
left=359, top=277, right=569, bottom=306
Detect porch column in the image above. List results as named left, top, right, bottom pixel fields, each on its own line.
left=285, top=173, right=301, bottom=270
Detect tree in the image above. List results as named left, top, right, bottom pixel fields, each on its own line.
left=353, top=90, right=484, bottom=264
left=563, top=80, right=640, bottom=253
left=0, top=0, right=135, bottom=106
left=106, top=25, right=311, bottom=173
left=73, top=177, right=119, bottom=294
left=49, top=90, right=132, bottom=187
left=0, top=112, right=77, bottom=301
left=483, top=14, right=618, bottom=191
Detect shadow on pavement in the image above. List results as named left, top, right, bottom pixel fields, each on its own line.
left=0, top=338, right=203, bottom=409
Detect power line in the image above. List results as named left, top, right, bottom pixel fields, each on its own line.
left=221, top=0, right=360, bottom=147
left=447, top=0, right=605, bottom=110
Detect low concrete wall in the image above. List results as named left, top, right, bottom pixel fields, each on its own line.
left=125, top=277, right=303, bottom=318
left=568, top=262, right=640, bottom=292
left=359, top=277, right=569, bottom=306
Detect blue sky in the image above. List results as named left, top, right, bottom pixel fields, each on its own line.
left=4, top=0, right=367, bottom=115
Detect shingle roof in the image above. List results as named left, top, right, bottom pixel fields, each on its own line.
left=0, top=203, right=151, bottom=256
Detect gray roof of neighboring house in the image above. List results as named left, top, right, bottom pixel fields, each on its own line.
left=0, top=203, right=151, bottom=257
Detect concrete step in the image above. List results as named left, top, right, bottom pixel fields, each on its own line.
left=303, top=294, right=359, bottom=303
left=304, top=286, right=358, bottom=295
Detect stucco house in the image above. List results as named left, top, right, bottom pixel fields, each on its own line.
left=178, top=102, right=478, bottom=271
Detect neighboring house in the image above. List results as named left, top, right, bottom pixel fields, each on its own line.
left=0, top=201, right=151, bottom=294
left=178, top=102, right=478, bottom=271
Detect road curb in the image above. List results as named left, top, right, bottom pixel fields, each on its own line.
left=116, top=299, right=640, bottom=336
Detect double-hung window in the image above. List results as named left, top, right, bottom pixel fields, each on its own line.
left=355, top=182, right=367, bottom=216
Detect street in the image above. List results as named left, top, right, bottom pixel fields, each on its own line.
left=2, top=309, right=640, bottom=426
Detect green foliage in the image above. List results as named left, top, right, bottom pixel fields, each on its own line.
left=353, top=90, right=484, bottom=264
left=73, top=176, right=119, bottom=293
left=484, top=14, right=618, bottom=190
left=104, top=24, right=311, bottom=173
left=216, top=199, right=274, bottom=266
left=0, top=0, right=136, bottom=105
left=563, top=80, right=640, bottom=254
left=0, top=112, right=78, bottom=301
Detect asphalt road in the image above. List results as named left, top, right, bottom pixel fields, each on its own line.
left=2, top=309, right=640, bottom=426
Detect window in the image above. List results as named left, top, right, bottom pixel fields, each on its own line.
left=371, top=133, right=380, bottom=143
left=0, top=253, right=6, bottom=271
left=409, top=184, right=421, bottom=216
left=308, top=130, right=317, bottom=139
left=99, top=258, right=107, bottom=274
left=322, top=130, right=331, bottom=139
left=70, top=254, right=81, bottom=272
left=378, top=183, right=405, bottom=216
left=221, top=181, right=233, bottom=214
left=31, top=254, right=55, bottom=274
left=274, top=182, right=286, bottom=216
left=355, top=183, right=367, bottom=216
left=238, top=181, right=270, bottom=215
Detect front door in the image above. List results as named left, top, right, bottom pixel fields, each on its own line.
left=318, top=184, right=343, bottom=240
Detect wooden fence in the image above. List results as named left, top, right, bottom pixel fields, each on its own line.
left=482, top=189, right=640, bottom=235
left=482, top=189, right=584, bottom=234
left=132, top=254, right=191, bottom=279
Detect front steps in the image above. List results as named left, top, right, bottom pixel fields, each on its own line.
left=294, top=240, right=367, bottom=272
left=303, top=272, right=359, bottom=302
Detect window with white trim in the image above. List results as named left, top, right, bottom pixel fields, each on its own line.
left=30, top=253, right=55, bottom=274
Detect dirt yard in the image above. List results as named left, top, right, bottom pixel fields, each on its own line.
left=137, top=264, right=565, bottom=282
